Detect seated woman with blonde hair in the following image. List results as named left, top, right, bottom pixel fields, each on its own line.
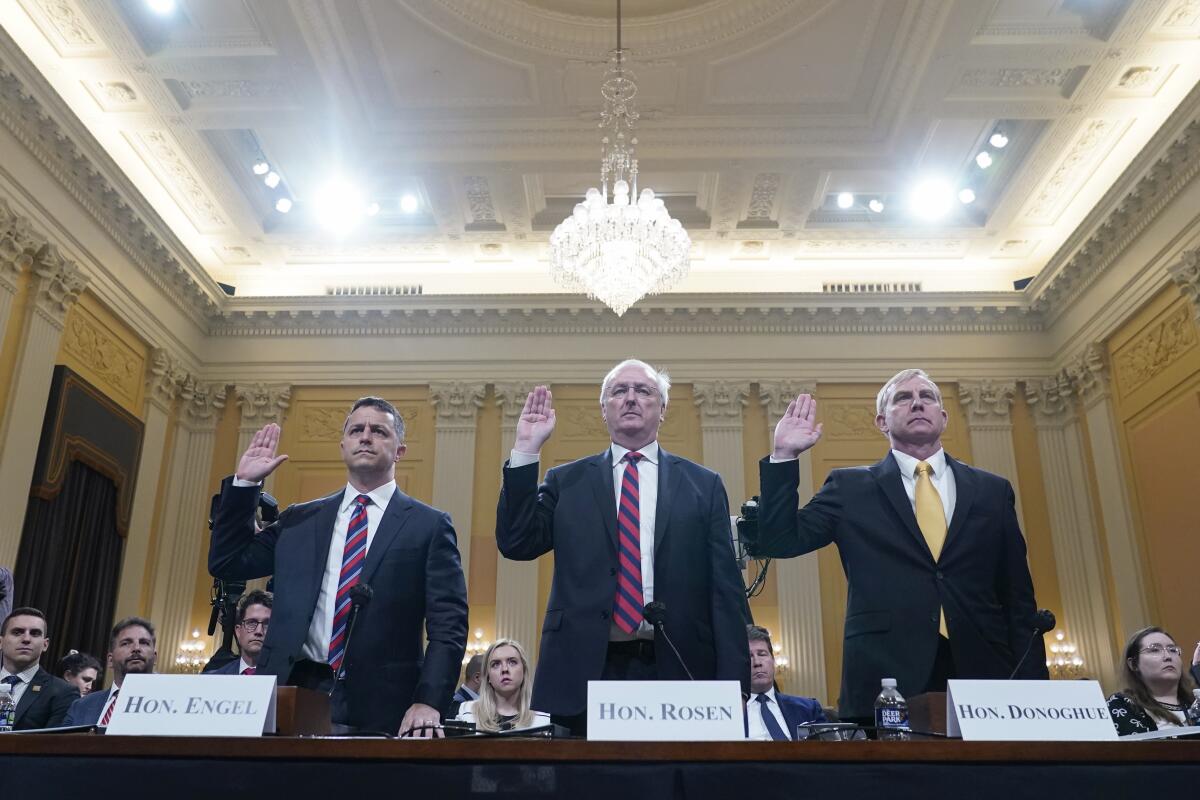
left=1107, top=626, right=1198, bottom=736
left=455, top=638, right=549, bottom=732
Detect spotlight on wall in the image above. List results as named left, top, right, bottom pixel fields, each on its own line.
left=400, top=194, right=420, bottom=214
left=958, top=188, right=976, bottom=204
left=252, top=160, right=270, bottom=176
left=867, top=198, right=884, bottom=214
left=146, top=0, right=176, bottom=15
left=264, top=171, right=281, bottom=189
left=975, top=151, right=993, bottom=169
left=989, top=131, right=1009, bottom=149
left=908, top=179, right=953, bottom=221
left=275, top=197, right=293, bottom=214
left=836, top=192, right=854, bottom=210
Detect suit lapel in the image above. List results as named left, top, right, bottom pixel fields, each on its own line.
left=13, top=668, right=46, bottom=722
left=359, top=488, right=414, bottom=585
left=653, top=448, right=679, bottom=558
left=590, top=449, right=618, bottom=552
left=310, top=490, right=344, bottom=598
left=871, top=454, right=931, bottom=559
left=943, top=454, right=975, bottom=555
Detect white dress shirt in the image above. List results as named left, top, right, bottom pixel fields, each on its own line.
left=301, top=481, right=397, bottom=662
left=746, top=688, right=792, bottom=740
left=0, top=663, right=40, bottom=707
left=888, top=448, right=956, bottom=531
left=509, top=441, right=660, bottom=641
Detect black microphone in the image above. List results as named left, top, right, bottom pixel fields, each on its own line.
left=1008, top=608, right=1056, bottom=680
left=643, top=601, right=694, bottom=680
left=335, top=583, right=374, bottom=683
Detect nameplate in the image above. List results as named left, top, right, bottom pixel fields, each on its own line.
left=946, top=679, right=1116, bottom=741
left=105, top=674, right=277, bottom=737
left=587, top=680, right=743, bottom=741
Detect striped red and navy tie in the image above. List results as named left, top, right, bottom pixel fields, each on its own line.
left=328, top=493, right=370, bottom=674
left=613, top=452, right=644, bottom=634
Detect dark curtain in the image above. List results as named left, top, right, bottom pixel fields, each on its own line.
left=14, top=460, right=124, bottom=671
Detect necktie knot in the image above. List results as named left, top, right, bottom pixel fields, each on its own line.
left=354, top=493, right=371, bottom=508
left=242, top=667, right=257, bottom=676
left=624, top=452, right=644, bottom=465
left=755, top=693, right=771, bottom=705
left=1, top=675, right=20, bottom=687
left=915, top=461, right=932, bottom=478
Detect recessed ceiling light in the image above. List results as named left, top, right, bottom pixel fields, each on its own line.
left=146, top=0, right=176, bottom=15
left=975, top=151, right=993, bottom=169
left=264, top=171, right=281, bottom=188
left=958, top=188, right=976, bottom=204
left=275, top=197, right=292, bottom=213
left=314, top=177, right=365, bottom=235
left=836, top=192, right=854, bottom=209
left=400, top=194, right=419, bottom=213
left=252, top=160, right=270, bottom=176
left=909, top=178, right=953, bottom=221
left=989, top=132, right=1009, bottom=149
left=868, top=198, right=884, bottom=213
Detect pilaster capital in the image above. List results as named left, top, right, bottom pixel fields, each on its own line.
left=758, top=380, right=818, bottom=426
left=30, top=243, right=88, bottom=326
left=0, top=199, right=40, bottom=293
left=1064, top=343, right=1111, bottom=406
left=178, top=378, right=227, bottom=430
left=494, top=382, right=536, bottom=426
left=235, top=383, right=292, bottom=428
left=1168, top=248, right=1200, bottom=322
left=145, top=348, right=187, bottom=412
left=958, top=380, right=1017, bottom=426
left=429, top=381, right=486, bottom=424
left=693, top=380, right=750, bottom=422
left=1024, top=375, right=1076, bottom=426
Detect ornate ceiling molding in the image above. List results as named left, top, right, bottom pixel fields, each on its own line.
left=0, top=26, right=223, bottom=327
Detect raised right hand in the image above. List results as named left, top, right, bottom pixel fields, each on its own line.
left=513, top=385, right=556, bottom=454
left=235, top=422, right=289, bottom=483
left=772, top=393, right=823, bottom=460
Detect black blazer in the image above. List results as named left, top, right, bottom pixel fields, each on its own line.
left=497, top=447, right=751, bottom=716
left=758, top=453, right=1047, bottom=719
left=209, top=477, right=468, bottom=732
left=14, top=667, right=78, bottom=729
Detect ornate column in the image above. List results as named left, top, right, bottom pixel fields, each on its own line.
left=692, top=380, right=750, bottom=506
left=758, top=380, right=826, bottom=700
left=1025, top=376, right=1116, bottom=689
left=0, top=244, right=88, bottom=565
left=1168, top=248, right=1200, bottom=321
left=147, top=379, right=226, bottom=670
left=0, top=199, right=39, bottom=350
left=429, top=382, right=486, bottom=587
left=958, top=380, right=1025, bottom=528
left=114, top=349, right=186, bottom=622
left=1065, top=344, right=1151, bottom=636
left=234, top=383, right=291, bottom=592
left=492, top=382, right=538, bottom=649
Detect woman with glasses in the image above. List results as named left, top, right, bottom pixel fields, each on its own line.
left=455, top=639, right=549, bottom=732
left=1107, top=626, right=1198, bottom=736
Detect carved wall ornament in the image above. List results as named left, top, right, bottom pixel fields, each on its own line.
left=1024, top=119, right=1120, bottom=222
left=1064, top=343, right=1110, bottom=404
left=960, top=67, right=1074, bottom=89
left=33, top=0, right=99, bottom=48
left=0, top=199, right=41, bottom=290
left=30, top=243, right=87, bottom=324
left=559, top=404, right=609, bottom=440
left=824, top=402, right=880, bottom=440
left=235, top=383, right=292, bottom=427
left=1168, top=248, right=1200, bottom=321
left=744, top=173, right=780, bottom=222
left=493, top=382, right=535, bottom=425
left=1114, top=304, right=1198, bottom=390
left=429, top=381, right=486, bottom=422
left=1117, top=66, right=1161, bottom=89
left=61, top=313, right=141, bottom=405
left=136, top=131, right=229, bottom=231
left=1162, top=0, right=1200, bottom=28
left=300, top=406, right=347, bottom=443
left=692, top=381, right=750, bottom=421
left=758, top=380, right=816, bottom=423
left=96, top=81, right=137, bottom=104
left=178, top=378, right=227, bottom=429
left=1024, top=375, right=1076, bottom=426
left=180, top=80, right=285, bottom=99
left=463, top=176, right=500, bottom=226
left=145, top=348, right=187, bottom=410
left=958, top=379, right=1016, bottom=424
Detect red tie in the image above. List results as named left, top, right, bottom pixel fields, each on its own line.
left=242, top=667, right=257, bottom=675
left=99, top=689, right=119, bottom=726
left=613, top=452, right=644, bottom=634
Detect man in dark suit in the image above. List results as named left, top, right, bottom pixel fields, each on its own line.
left=746, top=624, right=826, bottom=739
left=209, top=396, right=468, bottom=736
left=0, top=607, right=78, bottom=729
left=759, top=369, right=1048, bottom=723
left=62, top=616, right=156, bottom=727
left=448, top=653, right=483, bottom=717
left=205, top=590, right=272, bottom=675
left=497, top=360, right=750, bottom=734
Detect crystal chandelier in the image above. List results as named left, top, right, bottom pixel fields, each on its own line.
left=549, top=0, right=690, bottom=317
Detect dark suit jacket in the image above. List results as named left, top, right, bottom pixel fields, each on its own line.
left=209, top=477, right=469, bottom=732
left=497, top=447, right=751, bottom=716
left=745, top=691, right=829, bottom=738
left=61, top=686, right=111, bottom=727
left=758, top=452, right=1047, bottom=719
left=13, top=668, right=78, bottom=730
left=208, top=659, right=243, bottom=675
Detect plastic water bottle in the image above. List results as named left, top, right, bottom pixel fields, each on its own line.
left=1186, top=689, right=1200, bottom=727
left=0, top=684, right=15, bottom=733
left=874, top=678, right=909, bottom=740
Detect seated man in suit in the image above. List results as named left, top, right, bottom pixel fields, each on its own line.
left=62, top=616, right=156, bottom=727
left=0, top=607, right=78, bottom=729
left=206, top=590, right=271, bottom=675
left=209, top=396, right=468, bottom=736
left=448, top=654, right=483, bottom=717
left=746, top=624, right=826, bottom=739
left=760, top=369, right=1047, bottom=724
left=497, top=360, right=750, bottom=735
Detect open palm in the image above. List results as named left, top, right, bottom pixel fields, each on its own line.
left=236, top=422, right=289, bottom=482
left=514, top=385, right=556, bottom=453
left=772, top=394, right=823, bottom=459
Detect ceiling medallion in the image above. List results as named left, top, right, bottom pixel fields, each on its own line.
left=548, top=0, right=690, bottom=316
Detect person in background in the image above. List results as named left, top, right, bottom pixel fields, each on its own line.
left=0, top=607, right=78, bottom=729
left=57, top=650, right=101, bottom=696
left=205, top=590, right=272, bottom=675
left=746, top=624, right=826, bottom=740
left=0, top=566, right=12, bottom=622
left=1107, top=626, right=1198, bottom=736
left=61, top=617, right=157, bottom=727
left=449, top=654, right=484, bottom=717
left=455, top=639, right=548, bottom=732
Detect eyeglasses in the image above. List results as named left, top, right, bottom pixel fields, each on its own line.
left=238, top=620, right=269, bottom=632
left=1138, top=644, right=1182, bottom=657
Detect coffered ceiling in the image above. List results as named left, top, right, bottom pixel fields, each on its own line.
left=2, top=0, right=1199, bottom=302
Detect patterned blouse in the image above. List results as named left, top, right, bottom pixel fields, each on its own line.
left=1106, top=692, right=1188, bottom=737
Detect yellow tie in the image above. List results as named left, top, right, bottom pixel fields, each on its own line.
left=915, top=461, right=949, bottom=637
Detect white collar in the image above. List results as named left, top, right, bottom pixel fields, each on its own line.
left=891, top=447, right=947, bottom=478
left=611, top=441, right=660, bottom=465
left=340, top=480, right=397, bottom=514
left=0, top=662, right=40, bottom=684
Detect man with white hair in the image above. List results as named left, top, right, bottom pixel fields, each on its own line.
left=497, top=359, right=750, bottom=735
left=758, top=369, right=1047, bottom=725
